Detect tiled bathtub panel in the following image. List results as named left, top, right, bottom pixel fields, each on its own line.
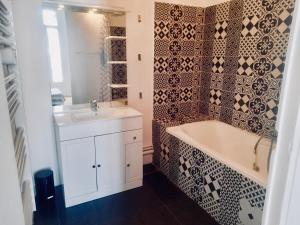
left=154, top=126, right=266, bottom=225
left=177, top=141, right=194, bottom=198
left=152, top=115, right=209, bottom=173
left=152, top=120, right=161, bottom=168
left=168, top=136, right=181, bottom=185
left=199, top=154, right=224, bottom=221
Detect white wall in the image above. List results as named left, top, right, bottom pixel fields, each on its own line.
left=12, top=0, right=228, bottom=186
left=103, top=0, right=211, bottom=149
left=12, top=0, right=60, bottom=184
left=199, top=0, right=229, bottom=7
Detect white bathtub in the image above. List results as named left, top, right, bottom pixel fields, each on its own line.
left=166, top=120, right=270, bottom=187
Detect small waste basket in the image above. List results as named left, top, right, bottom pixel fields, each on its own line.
left=34, top=169, right=55, bottom=210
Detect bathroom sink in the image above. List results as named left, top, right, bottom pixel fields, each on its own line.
left=71, top=109, right=113, bottom=122
left=54, top=106, right=143, bottom=126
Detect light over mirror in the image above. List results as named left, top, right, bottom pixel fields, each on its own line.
left=42, top=4, right=127, bottom=106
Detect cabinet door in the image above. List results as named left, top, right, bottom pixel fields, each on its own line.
left=125, top=142, right=143, bottom=183
left=95, top=133, right=125, bottom=192
left=61, top=137, right=97, bottom=198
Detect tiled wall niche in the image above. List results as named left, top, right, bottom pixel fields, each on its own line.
left=154, top=0, right=295, bottom=136
left=110, top=26, right=128, bottom=100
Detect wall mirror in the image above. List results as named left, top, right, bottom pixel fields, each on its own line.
left=42, top=3, right=127, bottom=106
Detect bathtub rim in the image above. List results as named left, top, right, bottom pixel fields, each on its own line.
left=166, top=120, right=267, bottom=187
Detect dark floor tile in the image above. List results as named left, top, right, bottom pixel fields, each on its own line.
left=143, top=173, right=188, bottom=205
left=143, top=164, right=157, bottom=175
left=136, top=206, right=181, bottom=225
left=34, top=211, right=61, bottom=225
left=91, top=186, right=163, bottom=223
left=34, top=172, right=220, bottom=225
left=58, top=201, right=96, bottom=225
left=167, top=197, right=218, bottom=225
left=95, top=218, right=143, bottom=225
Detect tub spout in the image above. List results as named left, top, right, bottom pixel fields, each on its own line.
left=253, top=131, right=278, bottom=172
left=253, top=135, right=264, bottom=172
left=254, top=135, right=264, bottom=154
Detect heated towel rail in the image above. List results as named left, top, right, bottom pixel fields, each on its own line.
left=0, top=0, right=34, bottom=224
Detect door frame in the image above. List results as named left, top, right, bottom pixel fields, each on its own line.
left=262, top=0, right=300, bottom=224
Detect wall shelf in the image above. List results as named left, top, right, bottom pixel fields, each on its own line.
left=105, top=36, right=127, bottom=40
left=109, top=84, right=129, bottom=88
left=107, top=61, right=127, bottom=65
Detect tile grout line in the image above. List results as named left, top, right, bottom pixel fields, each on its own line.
left=143, top=173, right=184, bottom=225
left=158, top=198, right=184, bottom=225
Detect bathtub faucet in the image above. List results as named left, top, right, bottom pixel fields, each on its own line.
left=253, top=131, right=278, bottom=172
left=254, top=135, right=264, bottom=155
left=253, top=135, right=264, bottom=172
left=90, top=98, right=98, bottom=112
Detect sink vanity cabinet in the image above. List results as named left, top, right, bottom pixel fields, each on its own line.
left=54, top=107, right=143, bottom=207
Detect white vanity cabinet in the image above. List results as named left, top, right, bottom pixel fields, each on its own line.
left=95, top=132, right=126, bottom=194
left=54, top=107, right=143, bottom=207
left=60, top=137, right=98, bottom=199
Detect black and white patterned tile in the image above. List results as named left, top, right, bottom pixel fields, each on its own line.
left=110, top=26, right=126, bottom=36
left=154, top=0, right=294, bottom=136
left=219, top=167, right=243, bottom=225
left=177, top=142, right=195, bottom=196
left=210, top=89, right=222, bottom=106
left=215, top=2, right=230, bottom=22
left=214, top=21, right=228, bottom=39
left=154, top=121, right=268, bottom=225
left=240, top=178, right=266, bottom=209
left=153, top=3, right=294, bottom=223
left=238, top=198, right=263, bottom=225
left=241, top=15, right=259, bottom=37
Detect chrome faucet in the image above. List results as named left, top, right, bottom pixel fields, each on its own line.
left=253, top=131, right=278, bottom=172
left=254, top=135, right=264, bottom=155
left=90, top=98, right=98, bottom=112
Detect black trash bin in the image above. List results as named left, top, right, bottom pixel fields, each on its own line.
left=34, top=169, right=55, bottom=210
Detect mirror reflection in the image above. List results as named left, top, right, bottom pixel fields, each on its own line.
left=42, top=5, right=127, bottom=106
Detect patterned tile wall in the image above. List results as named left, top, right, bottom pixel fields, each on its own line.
left=154, top=0, right=295, bottom=136
left=154, top=3, right=205, bottom=121
left=110, top=26, right=127, bottom=100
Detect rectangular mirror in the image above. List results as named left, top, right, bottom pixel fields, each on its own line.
left=42, top=4, right=127, bottom=106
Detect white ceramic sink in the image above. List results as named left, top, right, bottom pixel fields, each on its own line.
left=71, top=109, right=114, bottom=122
left=54, top=105, right=143, bottom=126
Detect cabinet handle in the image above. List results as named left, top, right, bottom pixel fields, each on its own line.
left=97, top=164, right=101, bottom=168
left=127, top=164, right=130, bottom=167
left=92, top=165, right=96, bottom=168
